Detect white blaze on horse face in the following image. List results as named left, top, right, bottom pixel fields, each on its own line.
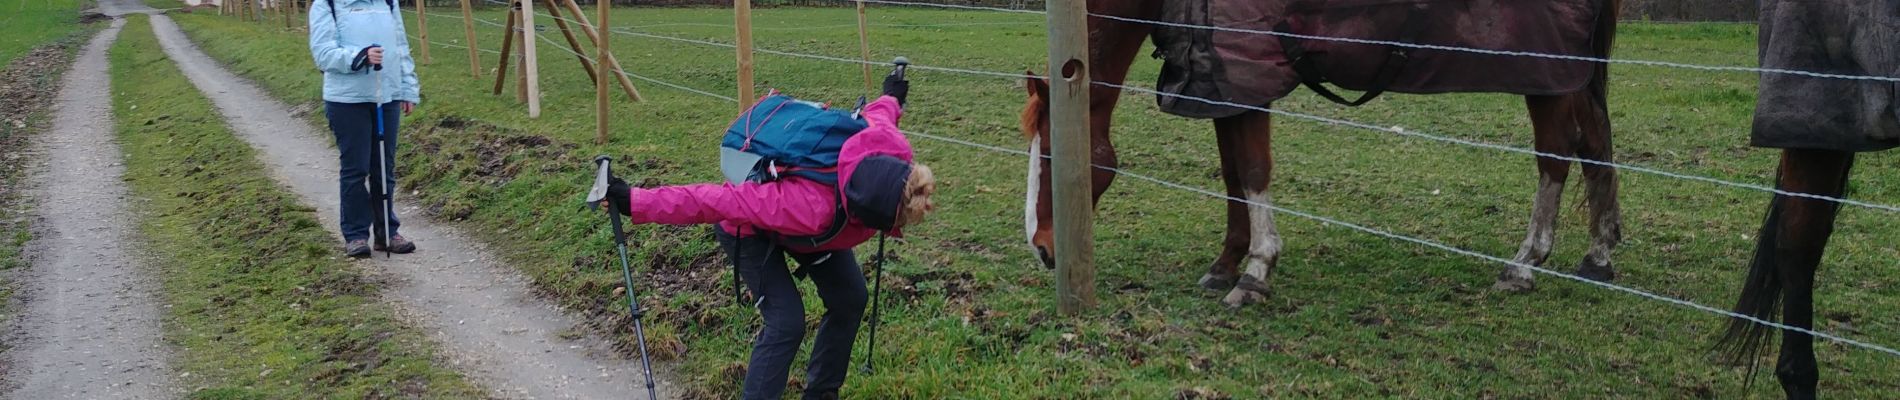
left=1024, top=136, right=1044, bottom=251
left=1243, top=189, right=1282, bottom=280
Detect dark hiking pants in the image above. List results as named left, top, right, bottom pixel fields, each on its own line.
left=716, top=229, right=867, bottom=400
left=324, top=101, right=402, bottom=243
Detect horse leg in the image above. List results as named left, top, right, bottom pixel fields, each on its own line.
left=1200, top=123, right=1248, bottom=291
left=1573, top=91, right=1621, bottom=282
left=1217, top=111, right=1279, bottom=308
left=1495, top=95, right=1578, bottom=292
left=1767, top=149, right=1854, bottom=400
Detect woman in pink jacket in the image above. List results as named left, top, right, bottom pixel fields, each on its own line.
left=604, top=75, right=933, bottom=399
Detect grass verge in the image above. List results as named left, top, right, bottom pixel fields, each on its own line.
left=170, top=8, right=1899, bottom=398
left=1, top=0, right=94, bottom=66
left=111, top=15, right=484, bottom=399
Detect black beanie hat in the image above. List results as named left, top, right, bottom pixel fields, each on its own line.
left=845, top=155, right=913, bottom=231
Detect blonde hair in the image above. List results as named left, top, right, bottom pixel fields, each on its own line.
left=896, top=163, right=936, bottom=228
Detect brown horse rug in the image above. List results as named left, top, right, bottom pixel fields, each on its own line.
left=1152, top=0, right=1614, bottom=119
left=1751, top=0, right=1900, bottom=152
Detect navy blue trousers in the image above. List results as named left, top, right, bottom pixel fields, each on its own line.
left=716, top=230, right=867, bottom=400
left=324, top=101, right=402, bottom=242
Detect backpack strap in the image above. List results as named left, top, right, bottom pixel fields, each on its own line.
left=328, top=0, right=397, bottom=22
left=773, top=197, right=851, bottom=248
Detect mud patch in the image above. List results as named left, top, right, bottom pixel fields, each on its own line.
left=1, top=44, right=74, bottom=137
left=77, top=12, right=112, bottom=25
left=569, top=225, right=730, bottom=361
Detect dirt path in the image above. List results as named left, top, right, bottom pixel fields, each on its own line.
left=90, top=0, right=161, bottom=16
left=2, top=19, right=178, bottom=400
left=145, top=15, right=680, bottom=400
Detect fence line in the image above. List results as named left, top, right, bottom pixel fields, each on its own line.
left=400, top=7, right=1900, bottom=359
left=416, top=14, right=740, bottom=100
left=472, top=5, right=1900, bottom=214
left=838, top=0, right=1900, bottom=83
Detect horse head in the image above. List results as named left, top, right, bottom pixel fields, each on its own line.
left=1020, top=72, right=1056, bottom=269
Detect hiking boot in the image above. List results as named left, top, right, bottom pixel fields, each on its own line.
left=344, top=239, right=371, bottom=258
left=374, top=234, right=416, bottom=254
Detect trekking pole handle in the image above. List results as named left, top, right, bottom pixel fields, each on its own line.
left=588, top=156, right=631, bottom=247
left=891, top=56, right=909, bottom=81
left=586, top=155, right=613, bottom=205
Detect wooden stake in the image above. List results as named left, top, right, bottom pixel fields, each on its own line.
left=516, top=7, right=529, bottom=103
left=251, top=0, right=261, bottom=23
left=522, top=0, right=541, bottom=118
left=492, top=5, right=516, bottom=95
left=735, top=0, right=754, bottom=109
left=556, top=0, right=641, bottom=102
left=416, top=0, right=430, bottom=64
left=855, top=0, right=872, bottom=93
left=1046, top=0, right=1095, bottom=315
left=541, top=0, right=600, bottom=85
left=460, top=0, right=480, bottom=77
left=284, top=0, right=294, bottom=30
left=595, top=0, right=610, bottom=145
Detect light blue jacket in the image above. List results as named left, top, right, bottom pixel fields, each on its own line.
left=308, top=0, right=420, bottom=104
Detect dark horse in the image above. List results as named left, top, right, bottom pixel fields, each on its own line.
left=1718, top=1, right=1898, bottom=398
left=1022, top=0, right=1623, bottom=307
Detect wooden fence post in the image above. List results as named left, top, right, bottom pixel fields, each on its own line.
left=1046, top=0, right=1095, bottom=315
left=596, top=0, right=610, bottom=145
left=735, top=0, right=754, bottom=109
left=492, top=6, right=517, bottom=95
left=522, top=0, right=541, bottom=118
left=416, top=0, right=431, bottom=64
left=556, top=0, right=643, bottom=101
left=855, top=0, right=872, bottom=93
left=460, top=0, right=480, bottom=77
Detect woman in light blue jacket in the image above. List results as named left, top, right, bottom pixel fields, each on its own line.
left=309, top=0, right=421, bottom=257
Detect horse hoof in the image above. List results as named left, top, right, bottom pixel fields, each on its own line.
left=1220, top=276, right=1271, bottom=308
left=1492, top=269, right=1536, bottom=292
left=1576, top=259, right=1615, bottom=282
left=1221, top=288, right=1268, bottom=308
left=1198, top=273, right=1237, bottom=291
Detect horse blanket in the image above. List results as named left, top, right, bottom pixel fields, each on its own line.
left=1152, top=0, right=1611, bottom=119
left=1750, top=0, right=1900, bottom=152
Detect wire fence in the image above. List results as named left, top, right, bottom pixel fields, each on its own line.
left=397, top=4, right=1900, bottom=360
left=459, top=3, right=1900, bottom=215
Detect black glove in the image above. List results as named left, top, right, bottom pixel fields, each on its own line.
left=606, top=177, right=633, bottom=216
left=881, top=72, right=909, bottom=106
left=350, top=45, right=383, bottom=72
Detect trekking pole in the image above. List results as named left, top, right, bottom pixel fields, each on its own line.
left=861, top=56, right=908, bottom=375
left=585, top=155, right=659, bottom=400
left=371, top=48, right=394, bottom=258
left=862, top=233, right=887, bottom=375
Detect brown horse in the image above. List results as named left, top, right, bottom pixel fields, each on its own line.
left=1717, top=1, right=1897, bottom=398
left=1021, top=0, right=1623, bottom=307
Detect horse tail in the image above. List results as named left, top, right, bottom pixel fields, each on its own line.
left=1716, top=195, right=1787, bottom=386
left=1590, top=0, right=1620, bottom=102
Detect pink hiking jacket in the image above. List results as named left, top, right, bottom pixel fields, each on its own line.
left=624, top=96, right=911, bottom=252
